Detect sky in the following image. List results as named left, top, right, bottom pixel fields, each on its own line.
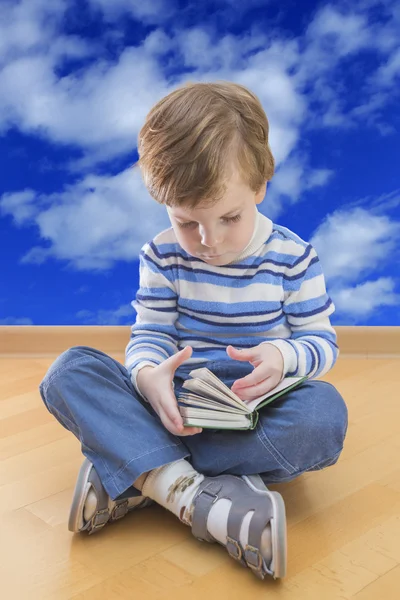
left=0, top=0, right=399, bottom=327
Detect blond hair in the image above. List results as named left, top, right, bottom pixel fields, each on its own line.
left=135, top=81, right=275, bottom=209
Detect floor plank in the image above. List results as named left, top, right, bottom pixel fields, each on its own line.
left=1, top=355, right=399, bottom=599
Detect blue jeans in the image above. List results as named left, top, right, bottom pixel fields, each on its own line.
left=39, top=346, right=348, bottom=501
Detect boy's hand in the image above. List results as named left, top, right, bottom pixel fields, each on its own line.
left=226, top=344, right=284, bottom=402
left=136, top=346, right=202, bottom=437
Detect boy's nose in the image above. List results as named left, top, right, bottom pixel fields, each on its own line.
left=199, top=226, right=222, bottom=247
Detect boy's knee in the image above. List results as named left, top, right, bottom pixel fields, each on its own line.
left=39, top=346, right=99, bottom=395
left=305, top=381, right=348, bottom=463
left=272, top=381, right=348, bottom=472
left=319, top=381, right=348, bottom=442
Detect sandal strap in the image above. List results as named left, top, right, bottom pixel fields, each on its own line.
left=191, top=479, right=221, bottom=543
left=226, top=478, right=274, bottom=578
left=84, top=466, right=129, bottom=534
left=85, top=466, right=110, bottom=534
left=228, top=494, right=273, bottom=576
left=191, top=475, right=274, bottom=577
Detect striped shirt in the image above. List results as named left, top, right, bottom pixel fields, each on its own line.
left=125, top=210, right=338, bottom=399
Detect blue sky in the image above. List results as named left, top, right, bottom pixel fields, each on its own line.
left=0, top=0, right=399, bottom=326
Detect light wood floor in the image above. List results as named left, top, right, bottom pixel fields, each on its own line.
left=1, top=354, right=399, bottom=600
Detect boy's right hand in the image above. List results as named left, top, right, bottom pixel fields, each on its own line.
left=136, top=345, right=202, bottom=437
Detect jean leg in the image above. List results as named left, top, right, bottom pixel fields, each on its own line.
left=177, top=361, right=348, bottom=483
left=39, top=346, right=190, bottom=500
left=256, top=380, right=348, bottom=483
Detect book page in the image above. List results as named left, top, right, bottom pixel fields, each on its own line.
left=187, top=368, right=247, bottom=407
left=180, top=407, right=244, bottom=421
left=246, top=376, right=305, bottom=412
left=182, top=379, right=238, bottom=407
left=182, top=417, right=251, bottom=430
left=178, top=393, right=242, bottom=414
left=183, top=368, right=306, bottom=416
left=182, top=375, right=248, bottom=412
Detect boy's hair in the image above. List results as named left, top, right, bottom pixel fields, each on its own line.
left=135, top=81, right=275, bottom=209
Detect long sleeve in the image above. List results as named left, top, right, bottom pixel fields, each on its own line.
left=125, top=241, right=180, bottom=399
left=261, top=243, right=339, bottom=379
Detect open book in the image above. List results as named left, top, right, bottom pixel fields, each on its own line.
left=177, top=367, right=308, bottom=430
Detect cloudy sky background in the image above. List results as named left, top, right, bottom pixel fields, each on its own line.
left=0, top=0, right=399, bottom=327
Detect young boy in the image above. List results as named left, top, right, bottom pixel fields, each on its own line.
left=39, top=81, right=348, bottom=581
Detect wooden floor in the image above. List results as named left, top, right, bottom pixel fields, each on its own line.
left=1, top=354, right=400, bottom=600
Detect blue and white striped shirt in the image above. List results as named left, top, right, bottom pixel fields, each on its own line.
left=125, top=211, right=338, bottom=398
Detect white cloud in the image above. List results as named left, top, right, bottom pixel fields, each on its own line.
left=368, top=189, right=400, bottom=212
left=76, top=303, right=134, bottom=325
left=0, top=47, right=169, bottom=153
left=306, top=6, right=371, bottom=57
left=0, top=0, right=398, bottom=164
left=88, top=0, right=276, bottom=25
left=0, top=190, right=37, bottom=225
left=0, top=0, right=94, bottom=71
left=0, top=167, right=171, bottom=271
left=264, top=159, right=334, bottom=219
left=0, top=21, right=307, bottom=171
left=87, top=0, right=175, bottom=24
left=1, top=0, right=400, bottom=325
left=310, top=206, right=400, bottom=319
left=311, top=207, right=400, bottom=283
left=296, top=2, right=400, bottom=131
left=332, top=278, right=399, bottom=318
left=0, top=316, right=34, bottom=325
left=0, top=0, right=66, bottom=61
left=371, top=47, right=400, bottom=87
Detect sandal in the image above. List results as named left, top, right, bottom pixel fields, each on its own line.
left=68, top=457, right=153, bottom=535
left=190, top=473, right=287, bottom=579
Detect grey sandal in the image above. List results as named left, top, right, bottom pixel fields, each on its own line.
left=190, top=473, right=287, bottom=580
left=68, top=457, right=153, bottom=535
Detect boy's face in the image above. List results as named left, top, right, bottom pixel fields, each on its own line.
left=166, top=172, right=266, bottom=265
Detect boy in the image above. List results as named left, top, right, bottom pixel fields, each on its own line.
left=39, top=81, right=348, bottom=581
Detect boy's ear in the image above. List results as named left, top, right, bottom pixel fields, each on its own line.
left=255, top=181, right=267, bottom=204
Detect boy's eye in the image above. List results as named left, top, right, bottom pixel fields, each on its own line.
left=177, top=214, right=242, bottom=229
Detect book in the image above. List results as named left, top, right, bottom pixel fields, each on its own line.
left=177, top=367, right=308, bottom=430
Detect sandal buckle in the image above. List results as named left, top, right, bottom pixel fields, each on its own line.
left=89, top=508, right=110, bottom=533
left=244, top=544, right=263, bottom=573
left=226, top=536, right=243, bottom=561
left=111, top=499, right=129, bottom=521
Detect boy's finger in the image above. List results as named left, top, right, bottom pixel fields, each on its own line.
left=161, top=398, right=183, bottom=425
left=159, top=403, right=185, bottom=432
left=159, top=406, right=202, bottom=436
left=158, top=408, right=182, bottom=434
left=163, top=346, right=192, bottom=373
left=182, top=427, right=203, bottom=436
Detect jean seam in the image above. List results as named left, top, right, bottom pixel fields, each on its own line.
left=281, top=447, right=343, bottom=480
left=255, top=425, right=296, bottom=475
left=261, top=447, right=344, bottom=483
left=82, top=442, right=115, bottom=482
left=305, top=447, right=343, bottom=471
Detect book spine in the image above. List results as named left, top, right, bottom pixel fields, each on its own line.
left=250, top=411, right=259, bottom=430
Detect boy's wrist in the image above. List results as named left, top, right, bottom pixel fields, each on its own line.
left=132, top=363, right=157, bottom=401
left=260, top=339, right=296, bottom=376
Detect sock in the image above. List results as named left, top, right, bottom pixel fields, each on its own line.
left=82, top=489, right=97, bottom=525
left=141, top=459, right=272, bottom=564
left=133, top=471, right=149, bottom=491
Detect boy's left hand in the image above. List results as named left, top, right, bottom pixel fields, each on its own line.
left=226, top=344, right=284, bottom=402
